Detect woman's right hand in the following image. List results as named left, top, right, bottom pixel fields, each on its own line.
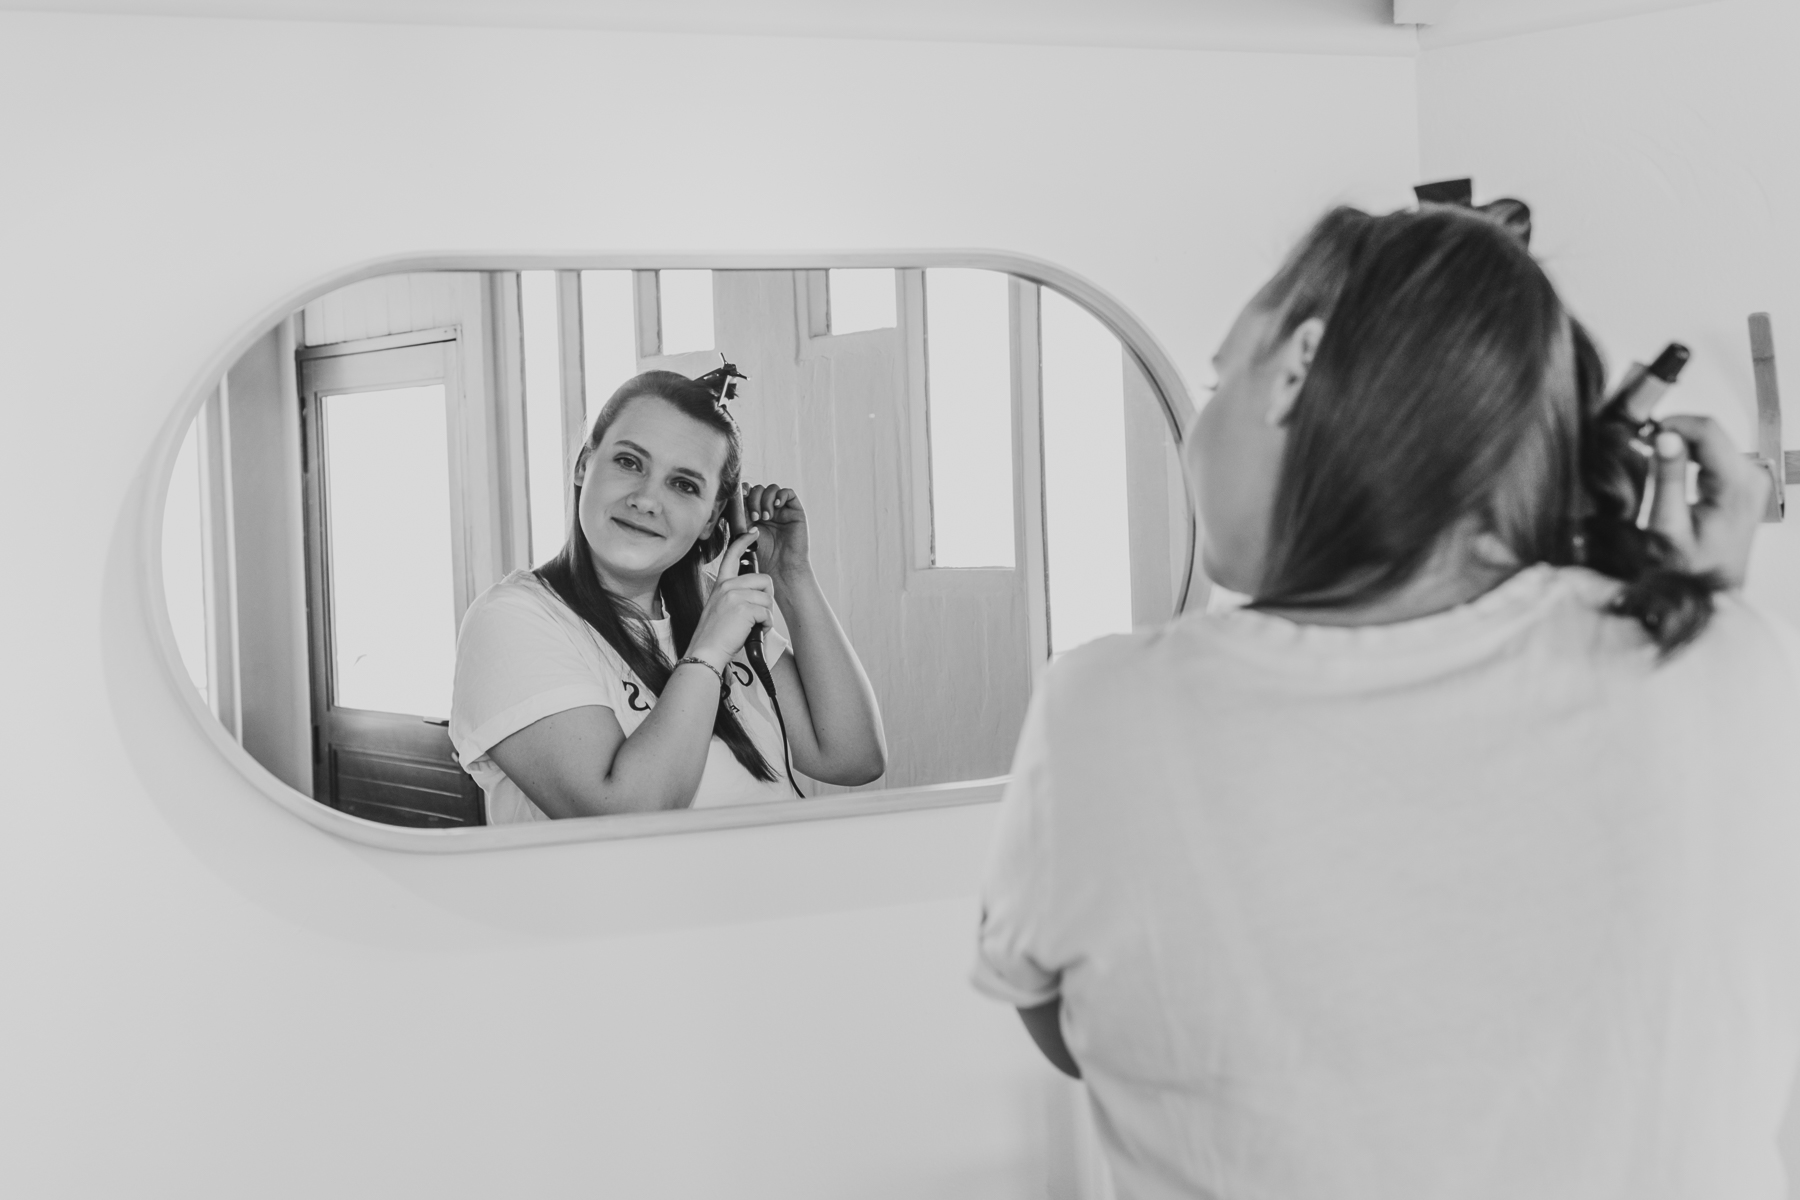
left=1648, top=415, right=1771, bottom=589
left=688, top=529, right=774, bottom=666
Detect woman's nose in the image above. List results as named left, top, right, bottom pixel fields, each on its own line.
left=626, top=486, right=657, bottom=514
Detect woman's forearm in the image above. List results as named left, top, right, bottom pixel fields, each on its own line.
left=773, top=567, right=886, bottom=781
left=601, top=661, right=726, bottom=812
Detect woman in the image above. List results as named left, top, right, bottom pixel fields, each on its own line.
left=450, top=369, right=886, bottom=822
left=974, top=205, right=1799, bottom=1197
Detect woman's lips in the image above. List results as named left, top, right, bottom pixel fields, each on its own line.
left=612, top=516, right=663, bottom=538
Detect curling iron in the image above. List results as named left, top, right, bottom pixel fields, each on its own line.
left=699, top=359, right=803, bottom=796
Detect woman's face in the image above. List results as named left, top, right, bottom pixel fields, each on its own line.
left=575, top=394, right=730, bottom=596
left=1182, top=301, right=1315, bottom=596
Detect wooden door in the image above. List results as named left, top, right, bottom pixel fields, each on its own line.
left=710, top=268, right=1038, bottom=791
left=298, top=335, right=484, bottom=827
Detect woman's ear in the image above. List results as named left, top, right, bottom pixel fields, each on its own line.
left=1469, top=528, right=1522, bottom=572
left=1266, top=317, right=1324, bottom=428
left=572, top=447, right=591, bottom=487
left=697, top=500, right=731, bottom=561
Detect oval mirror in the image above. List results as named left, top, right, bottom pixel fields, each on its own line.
left=157, top=256, right=1198, bottom=848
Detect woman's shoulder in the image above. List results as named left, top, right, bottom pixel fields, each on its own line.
left=1670, top=588, right=1800, bottom=696
left=1546, top=566, right=1800, bottom=681
left=1037, top=566, right=1799, bottom=691
left=1041, top=626, right=1191, bottom=704
left=459, top=570, right=594, bottom=649
left=472, top=567, right=556, bottom=603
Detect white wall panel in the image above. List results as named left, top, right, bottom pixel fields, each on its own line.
left=1418, top=0, right=1800, bottom=633
left=0, top=10, right=1417, bottom=1197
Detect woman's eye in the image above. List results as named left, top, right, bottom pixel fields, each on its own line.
left=613, top=454, right=639, bottom=471
left=672, top=479, right=699, bottom=496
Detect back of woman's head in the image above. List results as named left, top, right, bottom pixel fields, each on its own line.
left=1252, top=203, right=1718, bottom=653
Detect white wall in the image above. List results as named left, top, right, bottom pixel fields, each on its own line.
left=0, top=11, right=1417, bottom=1198
left=1418, top=0, right=1800, bottom=630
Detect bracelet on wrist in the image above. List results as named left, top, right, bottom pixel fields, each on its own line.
left=675, top=655, right=726, bottom=687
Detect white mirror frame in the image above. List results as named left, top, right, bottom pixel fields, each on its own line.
left=141, top=250, right=1199, bottom=853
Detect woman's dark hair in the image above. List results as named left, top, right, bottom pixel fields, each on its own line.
left=534, top=370, right=777, bottom=782
left=1249, top=203, right=1719, bottom=654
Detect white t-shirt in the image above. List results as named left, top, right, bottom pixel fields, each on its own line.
left=450, top=570, right=794, bottom=824
left=975, top=565, right=1800, bottom=1200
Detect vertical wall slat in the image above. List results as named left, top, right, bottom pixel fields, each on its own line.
left=198, top=382, right=242, bottom=740
left=1122, top=353, right=1177, bottom=628
left=556, top=270, right=587, bottom=532
left=1011, top=279, right=1050, bottom=682
left=633, top=270, right=661, bottom=359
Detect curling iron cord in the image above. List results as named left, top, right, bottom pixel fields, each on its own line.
left=730, top=494, right=804, bottom=799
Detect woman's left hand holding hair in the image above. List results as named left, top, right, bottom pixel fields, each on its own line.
left=742, top=484, right=810, bottom=582
left=740, top=481, right=887, bottom=787
left=1647, top=416, right=1770, bottom=589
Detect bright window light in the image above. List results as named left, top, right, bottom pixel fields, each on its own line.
left=659, top=270, right=714, bottom=354
left=581, top=269, right=638, bottom=427
left=322, top=385, right=456, bottom=719
left=162, top=415, right=209, bottom=702
left=520, top=270, right=566, bottom=565
left=828, top=268, right=896, bottom=334
left=1041, top=288, right=1132, bottom=653
left=925, top=268, right=1014, bottom=568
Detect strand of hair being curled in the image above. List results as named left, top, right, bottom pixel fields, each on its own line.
left=1570, top=322, right=1722, bottom=654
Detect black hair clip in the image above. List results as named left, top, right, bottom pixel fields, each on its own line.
left=1413, top=178, right=1533, bottom=248
left=693, top=361, right=747, bottom=409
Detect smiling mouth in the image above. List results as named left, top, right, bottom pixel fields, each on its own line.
left=612, top=516, right=663, bottom=538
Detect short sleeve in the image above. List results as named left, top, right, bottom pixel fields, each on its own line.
left=970, top=680, right=1065, bottom=1009
left=449, top=582, right=623, bottom=768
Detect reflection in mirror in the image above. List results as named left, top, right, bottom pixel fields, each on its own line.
left=319, top=384, right=455, bottom=717
left=828, top=268, right=899, bottom=335
left=160, top=264, right=1190, bottom=834
left=925, top=269, right=1015, bottom=569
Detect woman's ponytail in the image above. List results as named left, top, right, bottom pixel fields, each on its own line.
left=1570, top=322, right=1721, bottom=655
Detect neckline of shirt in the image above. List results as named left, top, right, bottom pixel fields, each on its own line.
left=1200, top=564, right=1609, bottom=661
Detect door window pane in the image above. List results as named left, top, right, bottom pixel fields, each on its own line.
left=925, top=268, right=1014, bottom=568
left=321, top=385, right=455, bottom=718
left=1041, top=288, right=1132, bottom=653
left=581, top=269, right=638, bottom=426
left=829, top=268, right=896, bottom=334
left=520, top=270, right=567, bottom=565
left=659, top=269, right=715, bottom=354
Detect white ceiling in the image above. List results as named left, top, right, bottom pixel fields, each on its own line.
left=0, top=0, right=1731, bottom=53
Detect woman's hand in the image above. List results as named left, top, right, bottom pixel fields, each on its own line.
left=689, top=529, right=774, bottom=666
left=743, top=483, right=810, bottom=582
left=1648, top=415, right=1771, bottom=589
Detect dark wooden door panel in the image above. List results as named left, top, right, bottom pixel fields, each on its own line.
left=331, top=745, right=482, bottom=828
